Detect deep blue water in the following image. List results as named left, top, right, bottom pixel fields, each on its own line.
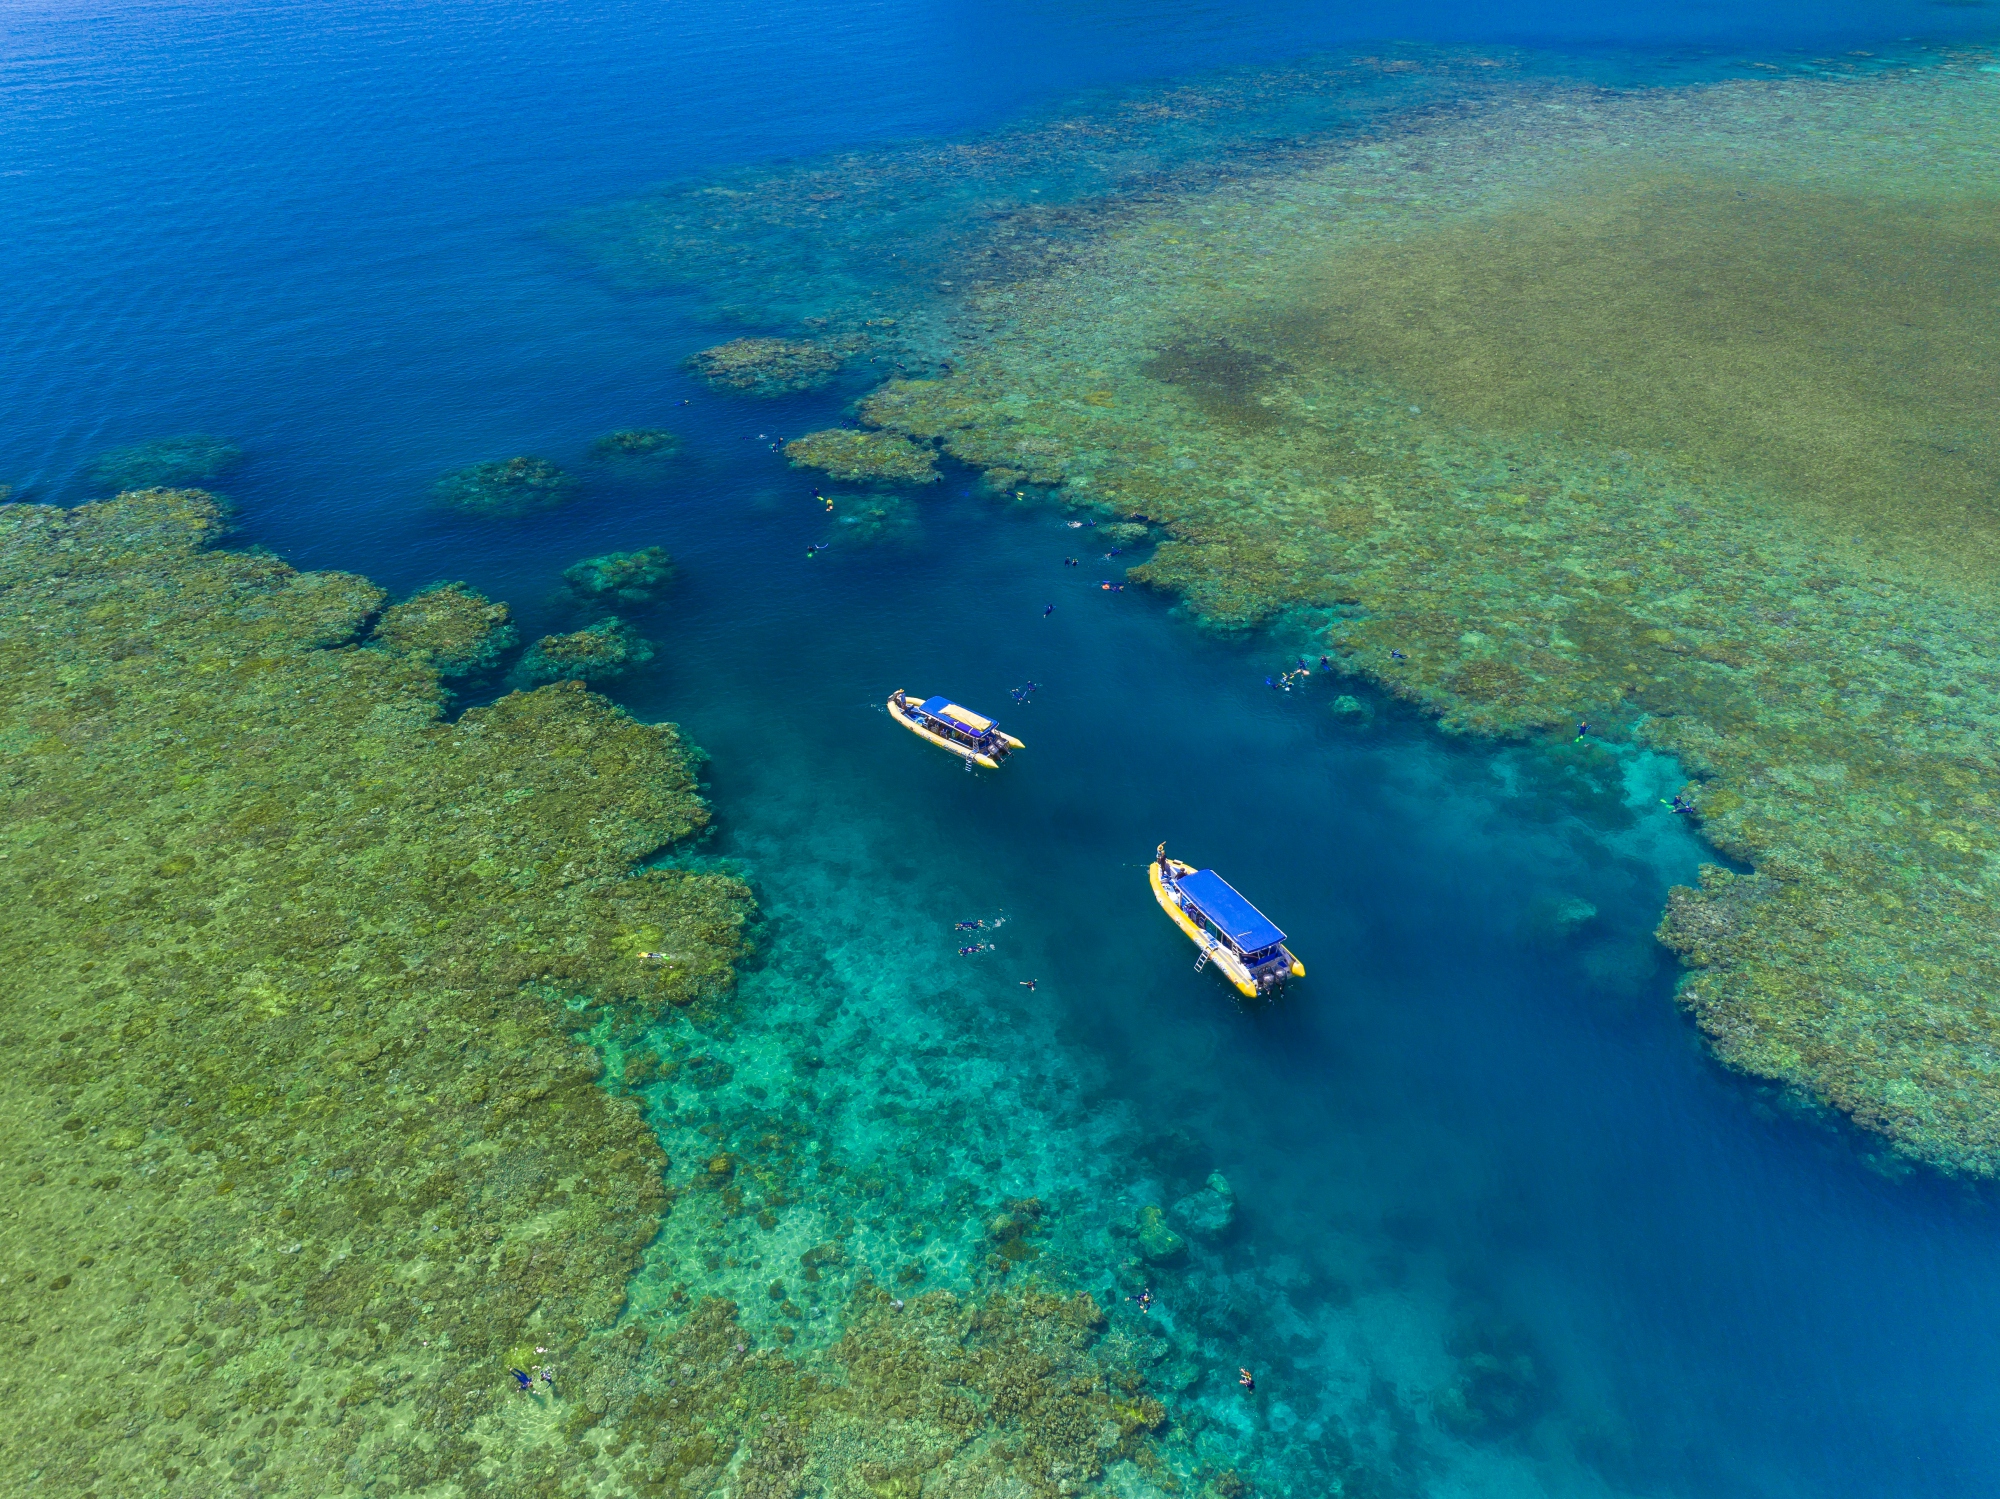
left=7, top=2, right=2000, bottom=1496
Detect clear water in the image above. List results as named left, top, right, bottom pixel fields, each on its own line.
left=6, top=1, right=2000, bottom=1495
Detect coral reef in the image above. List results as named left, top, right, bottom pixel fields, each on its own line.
left=829, top=491, right=920, bottom=547
left=1169, top=1173, right=1235, bottom=1243
left=87, top=434, right=243, bottom=493
left=511, top=618, right=656, bottom=689
left=0, top=488, right=752, bottom=1495
left=369, top=580, right=518, bottom=676
left=1433, top=1313, right=1547, bottom=1438
left=434, top=455, right=580, bottom=515
left=1134, top=1206, right=1188, bottom=1266
left=590, top=429, right=682, bottom=460
left=562, top=547, right=677, bottom=608
left=851, top=57, right=2000, bottom=1175
left=785, top=428, right=938, bottom=485
left=686, top=337, right=850, bottom=395
left=556, top=52, right=1497, bottom=344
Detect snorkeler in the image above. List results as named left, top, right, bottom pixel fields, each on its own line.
left=510, top=1368, right=533, bottom=1393
left=1019, top=979, right=1037, bottom=991
left=953, top=920, right=986, bottom=931
left=1128, top=1287, right=1153, bottom=1315
left=1044, top=604, right=1055, bottom=617
left=1239, top=1368, right=1256, bottom=1392
left=1575, top=719, right=1590, bottom=742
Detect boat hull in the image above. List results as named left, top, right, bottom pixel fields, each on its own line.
left=1150, top=857, right=1304, bottom=998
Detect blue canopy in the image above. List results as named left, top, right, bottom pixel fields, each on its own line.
left=1177, top=868, right=1286, bottom=954
left=916, top=697, right=997, bottom=737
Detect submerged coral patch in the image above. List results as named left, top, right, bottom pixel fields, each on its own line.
left=562, top=546, right=676, bottom=607
left=510, top=616, right=657, bottom=687
left=830, top=490, right=920, bottom=546
left=687, top=336, right=850, bottom=394
left=590, top=427, right=682, bottom=459
left=784, top=427, right=939, bottom=484
left=86, top=433, right=242, bottom=492
left=433, top=454, right=580, bottom=514
left=368, top=579, right=517, bottom=676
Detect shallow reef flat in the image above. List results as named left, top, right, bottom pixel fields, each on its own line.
left=784, top=428, right=939, bottom=485
left=687, top=337, right=854, bottom=395
left=0, top=488, right=752, bottom=1491
left=0, top=489, right=1188, bottom=1497
left=853, top=54, right=2000, bottom=1174
left=370, top=579, right=520, bottom=677
left=511, top=617, right=657, bottom=689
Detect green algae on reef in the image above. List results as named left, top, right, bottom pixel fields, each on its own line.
left=511, top=617, right=657, bottom=689
left=852, top=54, right=2000, bottom=1175
left=687, top=336, right=851, bottom=395
left=435, top=454, right=581, bottom=515
left=785, top=428, right=938, bottom=485
left=0, top=488, right=1179, bottom=1498
left=0, top=488, right=751, bottom=1494
left=87, top=433, right=244, bottom=494
left=370, top=580, right=519, bottom=677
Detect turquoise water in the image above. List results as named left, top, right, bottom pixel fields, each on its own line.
left=8, top=1, right=2000, bottom=1495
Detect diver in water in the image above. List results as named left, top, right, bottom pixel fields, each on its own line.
left=1044, top=604, right=1055, bottom=617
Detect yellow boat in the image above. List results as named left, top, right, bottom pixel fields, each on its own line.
left=1149, top=845, right=1304, bottom=999
left=888, top=690, right=1024, bottom=769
